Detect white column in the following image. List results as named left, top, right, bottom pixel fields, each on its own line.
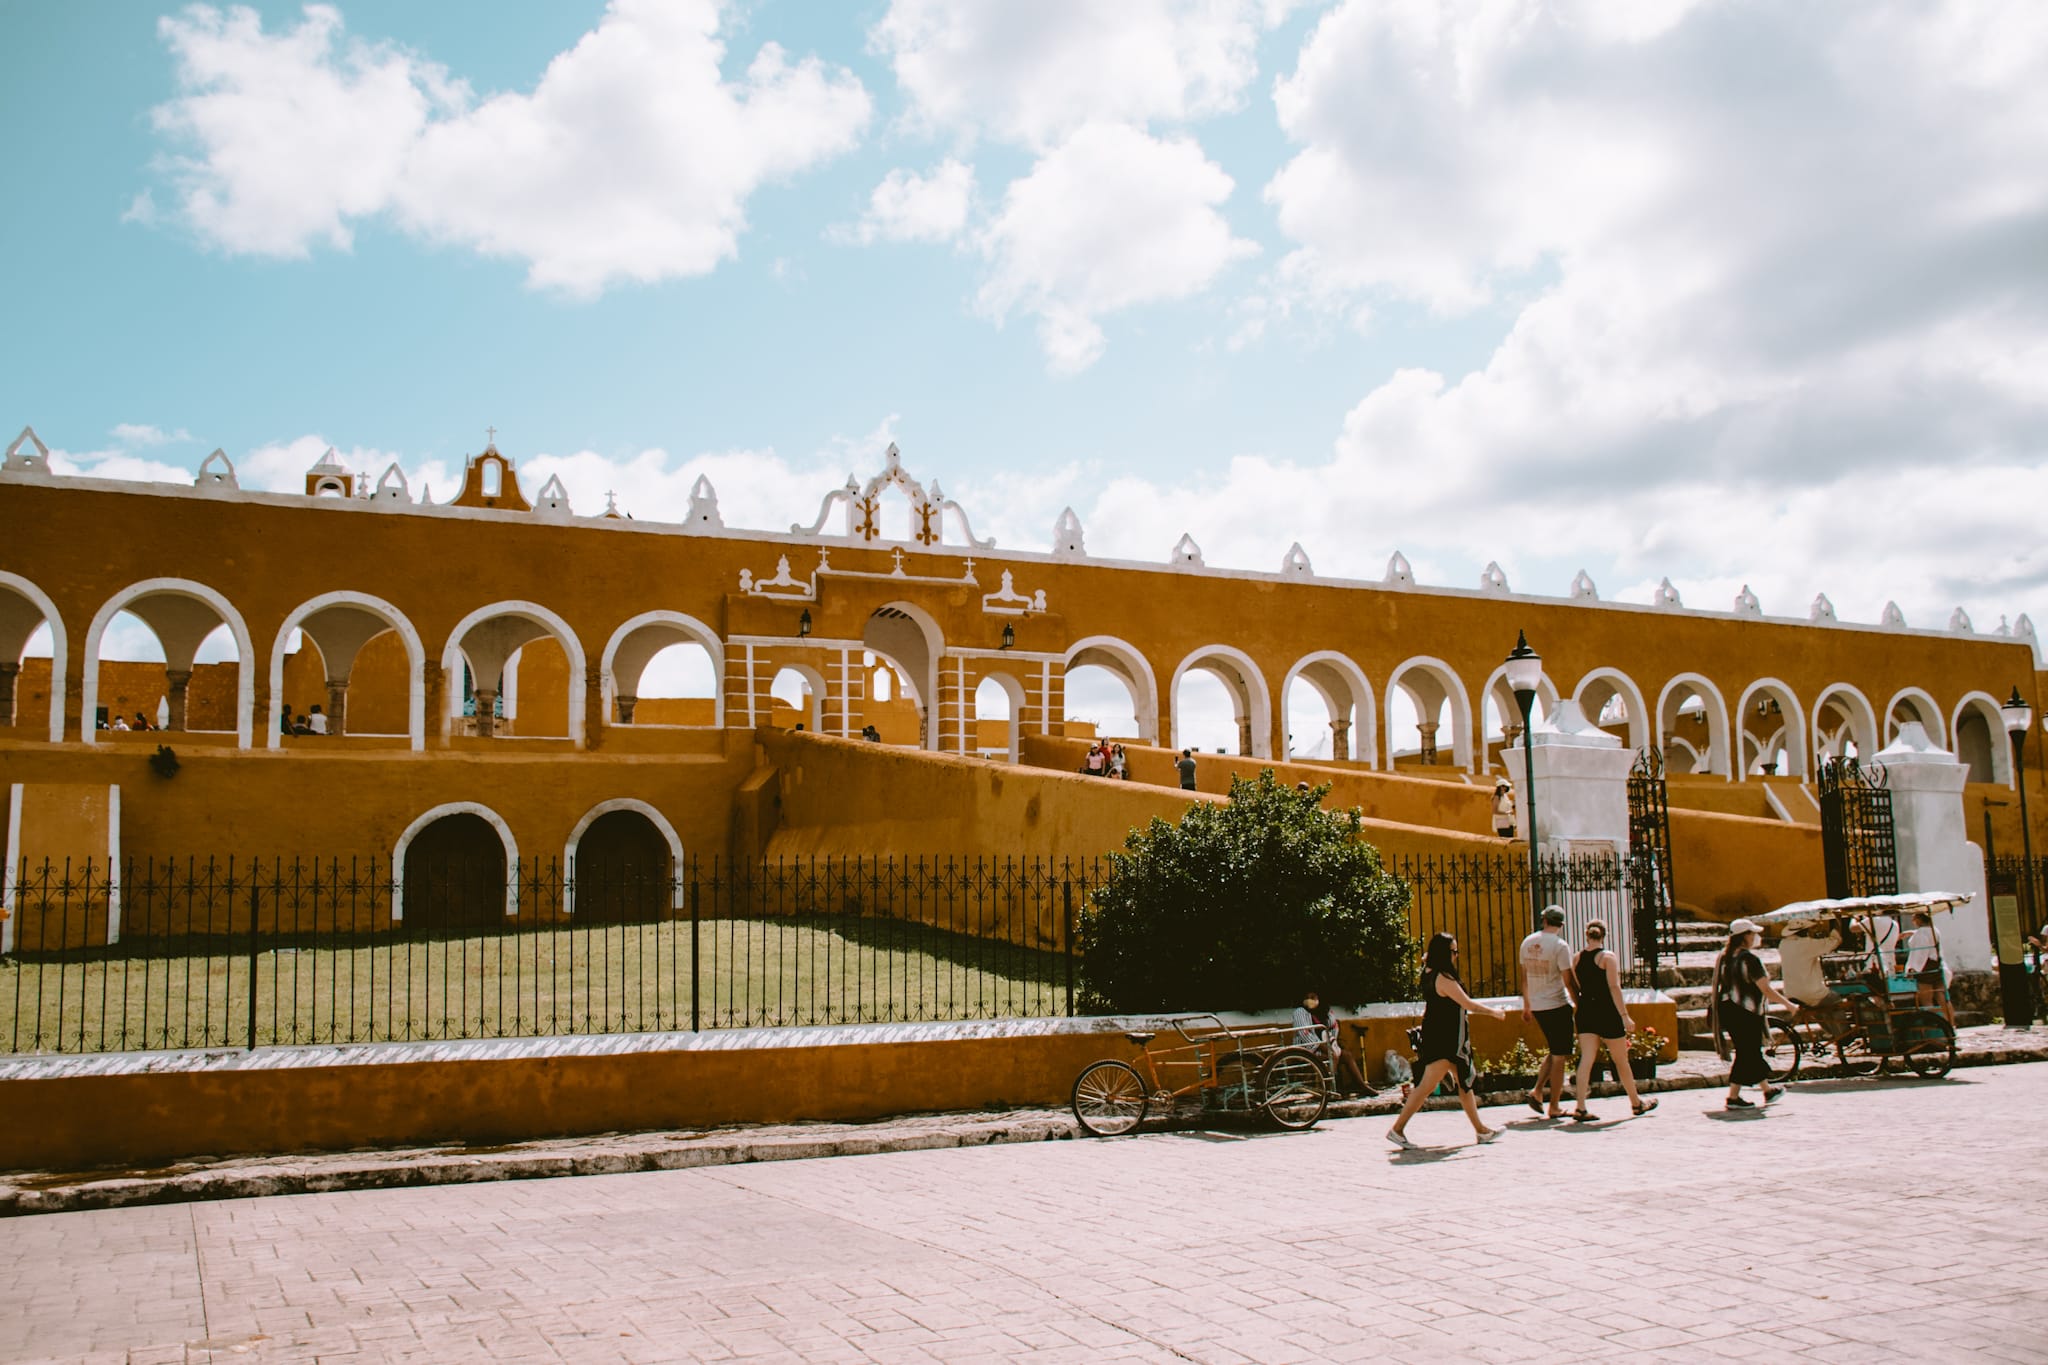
left=1874, top=723, right=1991, bottom=972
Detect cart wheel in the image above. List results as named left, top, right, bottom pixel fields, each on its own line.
left=1833, top=1031, right=1880, bottom=1077
left=1761, top=1018, right=1802, bottom=1082
left=1259, top=1047, right=1330, bottom=1130
left=1899, top=1011, right=1956, bottom=1080
left=1071, top=1060, right=1149, bottom=1136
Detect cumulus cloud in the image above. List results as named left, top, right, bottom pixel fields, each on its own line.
left=871, top=0, right=1267, bottom=149
left=148, top=0, right=870, bottom=293
left=111, top=423, right=194, bottom=447
left=976, top=124, right=1257, bottom=374
left=837, top=160, right=976, bottom=245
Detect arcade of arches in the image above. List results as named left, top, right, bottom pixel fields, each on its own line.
left=3, top=441, right=2045, bottom=932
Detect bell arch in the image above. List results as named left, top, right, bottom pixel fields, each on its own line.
left=268, top=591, right=426, bottom=750
left=441, top=600, right=587, bottom=744
left=0, top=571, right=66, bottom=742
left=600, top=610, right=724, bottom=727
left=391, top=800, right=520, bottom=921
left=1734, top=678, right=1806, bottom=779
left=564, top=798, right=685, bottom=915
left=1063, top=635, right=1159, bottom=743
left=1812, top=683, right=1879, bottom=763
left=1281, top=650, right=1377, bottom=766
left=82, top=577, right=255, bottom=748
left=1951, top=691, right=2012, bottom=786
left=1385, top=656, right=1473, bottom=772
left=1171, top=644, right=1274, bottom=759
left=1655, top=673, right=1731, bottom=778
left=1884, top=686, right=1945, bottom=747
left=1572, top=666, right=1649, bottom=754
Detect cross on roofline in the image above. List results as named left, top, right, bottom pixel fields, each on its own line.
left=485, top=425, right=497, bottom=445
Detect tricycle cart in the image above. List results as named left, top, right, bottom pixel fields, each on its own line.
left=1071, top=1013, right=1332, bottom=1136
left=1754, top=891, right=1966, bottom=1081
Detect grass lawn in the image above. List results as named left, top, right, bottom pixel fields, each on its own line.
left=0, top=916, right=1070, bottom=1055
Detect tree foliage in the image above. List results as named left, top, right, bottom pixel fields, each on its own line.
left=1077, top=770, right=1418, bottom=1013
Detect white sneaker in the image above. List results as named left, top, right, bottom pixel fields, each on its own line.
left=1475, top=1129, right=1502, bottom=1144
left=1385, top=1129, right=1414, bottom=1149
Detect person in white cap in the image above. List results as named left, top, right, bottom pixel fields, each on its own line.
left=1710, top=919, right=1798, bottom=1109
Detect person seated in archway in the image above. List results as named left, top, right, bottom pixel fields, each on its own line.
left=131, top=711, right=154, bottom=732
left=307, top=704, right=329, bottom=735
left=279, top=703, right=294, bottom=736
left=291, top=712, right=313, bottom=736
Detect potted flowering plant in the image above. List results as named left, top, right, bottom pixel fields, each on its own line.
left=1475, top=1039, right=1539, bottom=1092
left=1626, top=1027, right=1664, bottom=1080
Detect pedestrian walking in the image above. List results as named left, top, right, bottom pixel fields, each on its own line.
left=1518, top=905, right=1577, bottom=1119
left=1565, top=920, right=1656, bottom=1121
left=1386, top=933, right=1507, bottom=1148
left=1709, top=918, right=1796, bottom=1110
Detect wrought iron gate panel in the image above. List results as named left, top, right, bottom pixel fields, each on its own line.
left=1627, top=747, right=1680, bottom=985
left=1818, top=757, right=1898, bottom=898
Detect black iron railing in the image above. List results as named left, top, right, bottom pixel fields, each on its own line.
left=2, top=850, right=1647, bottom=1055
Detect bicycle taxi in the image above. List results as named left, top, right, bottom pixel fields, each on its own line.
left=1070, top=1013, right=1332, bottom=1136
left=1753, top=891, right=1968, bottom=1081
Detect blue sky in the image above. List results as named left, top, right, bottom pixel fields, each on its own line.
left=6, top=1, right=2048, bottom=744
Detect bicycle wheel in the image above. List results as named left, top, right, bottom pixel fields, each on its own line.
left=1761, top=1018, right=1802, bottom=1082
left=1833, top=1030, right=1880, bottom=1077
left=1899, top=1011, right=1956, bottom=1080
left=1072, top=1060, right=1149, bottom=1136
left=1259, top=1047, right=1330, bottom=1130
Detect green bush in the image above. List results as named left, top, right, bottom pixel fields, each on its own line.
left=1077, top=770, right=1418, bottom=1013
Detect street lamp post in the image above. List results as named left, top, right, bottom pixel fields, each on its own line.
left=2001, top=688, right=2036, bottom=1025
left=1505, top=631, right=1544, bottom=923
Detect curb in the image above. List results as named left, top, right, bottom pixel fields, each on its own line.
left=6, top=1040, right=2044, bottom=1218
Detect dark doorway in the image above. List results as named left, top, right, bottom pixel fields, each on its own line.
left=402, top=813, right=507, bottom=929
left=572, top=809, right=673, bottom=922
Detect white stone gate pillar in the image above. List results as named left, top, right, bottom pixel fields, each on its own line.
left=1873, top=723, right=1991, bottom=974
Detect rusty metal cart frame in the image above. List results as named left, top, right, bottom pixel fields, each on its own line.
left=1070, top=1013, right=1331, bottom=1136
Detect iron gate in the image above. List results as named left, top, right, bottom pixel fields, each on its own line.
left=1818, top=756, right=1898, bottom=898
left=1627, top=747, right=1680, bottom=986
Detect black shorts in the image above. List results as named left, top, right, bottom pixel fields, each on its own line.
left=1534, top=1006, right=1576, bottom=1055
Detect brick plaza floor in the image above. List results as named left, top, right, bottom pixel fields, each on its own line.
left=5, top=1063, right=2045, bottom=1364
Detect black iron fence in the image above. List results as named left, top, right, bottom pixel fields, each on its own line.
left=2, top=849, right=1646, bottom=1055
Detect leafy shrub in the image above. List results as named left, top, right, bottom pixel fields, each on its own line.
left=1078, top=770, right=1417, bottom=1012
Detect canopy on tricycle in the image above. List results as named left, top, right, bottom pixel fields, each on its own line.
left=1753, top=890, right=1974, bottom=928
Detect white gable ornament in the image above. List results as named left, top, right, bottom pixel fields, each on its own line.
left=683, top=474, right=723, bottom=530
left=982, top=570, right=1047, bottom=615
left=1281, top=543, right=1313, bottom=578
left=1051, top=506, right=1086, bottom=559
left=1479, top=561, right=1509, bottom=593
left=1653, top=578, right=1683, bottom=609
left=3, top=425, right=51, bottom=475
left=1384, top=552, right=1414, bottom=589
left=790, top=443, right=994, bottom=550
left=1568, top=570, right=1598, bottom=601
left=373, top=463, right=413, bottom=504
left=1950, top=607, right=1973, bottom=634
left=1995, top=615, right=2011, bottom=637
left=534, top=474, right=572, bottom=516
left=2016, top=613, right=2038, bottom=659
left=1809, top=593, right=1837, bottom=624
left=194, top=448, right=240, bottom=492
left=1169, top=533, right=1205, bottom=570
left=1880, top=601, right=1906, bottom=628
left=1733, top=584, right=1762, bottom=616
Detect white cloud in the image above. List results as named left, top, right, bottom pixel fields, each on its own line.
left=976, top=123, right=1257, bottom=373
left=871, top=0, right=1268, bottom=149
left=838, top=160, right=975, bottom=245
left=120, top=190, right=158, bottom=226
left=148, top=0, right=870, bottom=294
left=111, top=423, right=193, bottom=447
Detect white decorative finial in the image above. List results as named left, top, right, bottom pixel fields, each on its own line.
left=1996, top=614, right=2012, bottom=636
left=1880, top=601, right=1906, bottom=628
left=1950, top=607, right=1973, bottom=633
left=684, top=474, right=722, bottom=529
left=1568, top=570, right=1598, bottom=601
left=1479, top=561, right=1509, bottom=593
left=5, top=425, right=52, bottom=474
left=194, top=448, right=239, bottom=492
left=1653, top=577, right=1683, bottom=609
left=1733, top=584, right=1761, bottom=616
left=1169, top=533, right=1205, bottom=569
left=1052, top=506, right=1086, bottom=558
left=535, top=473, right=572, bottom=516
left=1809, top=593, right=1837, bottom=624
left=1281, top=543, right=1313, bottom=577
left=1384, top=551, right=1414, bottom=588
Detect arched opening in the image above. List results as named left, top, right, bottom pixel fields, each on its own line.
left=1885, top=688, right=1945, bottom=747
left=1572, top=668, right=1649, bottom=754
left=1281, top=652, right=1376, bottom=765
left=0, top=573, right=65, bottom=742
left=1813, top=684, right=1879, bottom=763
left=1952, top=692, right=2011, bottom=785
left=602, top=611, right=723, bottom=727
left=1656, top=675, right=1730, bottom=777
left=1735, top=679, right=1805, bottom=778
left=399, top=811, right=510, bottom=929
left=1386, top=657, right=1472, bottom=772
left=974, top=673, right=1025, bottom=761
left=863, top=604, right=942, bottom=748
left=1063, top=636, right=1157, bottom=744
left=770, top=665, right=825, bottom=731
left=1170, top=646, right=1273, bottom=759
left=84, top=580, right=253, bottom=746
left=1480, top=666, right=1559, bottom=774
left=441, top=601, right=585, bottom=743
left=269, top=592, right=426, bottom=749
left=568, top=807, right=675, bottom=921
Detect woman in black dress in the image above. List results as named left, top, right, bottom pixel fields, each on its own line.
left=1386, top=933, right=1508, bottom=1148
left=1566, top=920, right=1656, bottom=1121
left=1710, top=918, right=1798, bottom=1109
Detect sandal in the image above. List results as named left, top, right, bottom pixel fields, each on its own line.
left=1569, top=1110, right=1595, bottom=1123
left=1631, top=1099, right=1659, bottom=1116
left=1526, top=1094, right=1545, bottom=1115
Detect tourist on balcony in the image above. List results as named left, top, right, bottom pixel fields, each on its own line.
left=1177, top=749, right=1197, bottom=790
left=1386, top=933, right=1507, bottom=1148
left=307, top=705, right=328, bottom=735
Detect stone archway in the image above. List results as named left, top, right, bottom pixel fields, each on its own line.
left=1480, top=663, right=1561, bottom=775
left=974, top=670, right=1027, bottom=762
left=1170, top=644, right=1274, bottom=759
left=1951, top=691, right=2011, bottom=786
left=0, top=571, right=66, bottom=742
left=601, top=611, right=723, bottom=727
left=770, top=663, right=827, bottom=731
left=1063, top=635, right=1159, bottom=744
left=1735, top=678, right=1806, bottom=778
left=863, top=603, right=943, bottom=749
left=564, top=799, right=683, bottom=919
left=82, top=577, right=255, bottom=748
left=1572, top=666, right=1649, bottom=754
left=1884, top=686, right=1945, bottom=747
left=1812, top=683, right=1879, bottom=763
left=1385, top=656, right=1473, bottom=772
left=441, top=600, right=587, bottom=744
left=392, top=801, right=520, bottom=924
left=1281, top=651, right=1377, bottom=765
left=269, top=591, right=426, bottom=750
left=1655, top=674, right=1731, bottom=778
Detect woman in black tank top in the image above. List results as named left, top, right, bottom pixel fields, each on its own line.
left=1386, top=933, right=1509, bottom=1149
left=1566, top=921, right=1657, bottom=1123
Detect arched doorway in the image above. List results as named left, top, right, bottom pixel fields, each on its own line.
left=398, top=810, right=511, bottom=929
left=269, top=591, right=426, bottom=749
left=1735, top=679, right=1805, bottom=778
left=1813, top=684, right=1879, bottom=763
left=1386, top=657, right=1472, bottom=771
left=602, top=611, right=723, bottom=727
left=1952, top=692, right=2010, bottom=785
left=1572, top=667, right=1649, bottom=753
left=974, top=672, right=1025, bottom=762
left=567, top=806, right=677, bottom=921
left=1062, top=636, right=1157, bottom=744
left=1656, top=675, right=1730, bottom=777
left=1885, top=687, right=1944, bottom=747
left=1170, top=645, right=1273, bottom=759
left=1480, top=664, right=1559, bottom=774
left=0, top=572, right=65, bottom=742
left=1281, top=651, right=1376, bottom=764
left=863, top=603, right=942, bottom=748
left=770, top=664, right=826, bottom=731
left=441, top=600, right=586, bottom=743
left=83, top=578, right=255, bottom=746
